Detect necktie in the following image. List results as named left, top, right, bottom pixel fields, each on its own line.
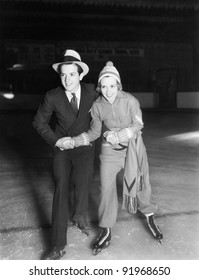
left=70, top=93, right=78, bottom=116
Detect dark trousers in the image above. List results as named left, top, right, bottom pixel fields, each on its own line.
left=51, top=147, right=94, bottom=248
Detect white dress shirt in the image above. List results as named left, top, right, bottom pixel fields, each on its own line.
left=65, top=85, right=81, bottom=109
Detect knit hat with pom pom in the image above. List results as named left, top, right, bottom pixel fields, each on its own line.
left=98, top=61, right=121, bottom=84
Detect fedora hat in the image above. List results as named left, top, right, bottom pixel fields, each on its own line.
left=52, top=49, right=89, bottom=77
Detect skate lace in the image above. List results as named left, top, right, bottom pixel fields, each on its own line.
left=98, top=228, right=111, bottom=245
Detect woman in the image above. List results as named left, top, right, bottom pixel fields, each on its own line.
left=65, top=61, right=163, bottom=255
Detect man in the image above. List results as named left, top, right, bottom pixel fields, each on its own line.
left=33, top=49, right=98, bottom=260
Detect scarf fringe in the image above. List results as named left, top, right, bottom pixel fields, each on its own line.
left=122, top=194, right=138, bottom=214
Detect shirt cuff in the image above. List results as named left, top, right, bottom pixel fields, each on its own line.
left=117, top=128, right=133, bottom=142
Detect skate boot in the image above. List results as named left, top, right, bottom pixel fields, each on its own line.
left=92, top=227, right=111, bottom=255
left=146, top=215, right=163, bottom=245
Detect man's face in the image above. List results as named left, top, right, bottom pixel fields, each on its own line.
left=60, top=64, right=83, bottom=92
left=100, top=76, right=118, bottom=103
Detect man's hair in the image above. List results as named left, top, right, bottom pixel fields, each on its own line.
left=58, top=63, right=83, bottom=75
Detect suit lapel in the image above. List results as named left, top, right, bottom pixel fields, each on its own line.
left=58, top=87, right=77, bottom=124
left=68, top=83, right=92, bottom=132
left=77, top=83, right=91, bottom=120
left=57, top=84, right=92, bottom=133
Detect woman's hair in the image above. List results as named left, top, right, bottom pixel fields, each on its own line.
left=96, top=77, right=122, bottom=93
left=57, top=63, right=83, bottom=75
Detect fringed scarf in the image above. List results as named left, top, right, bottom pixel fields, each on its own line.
left=122, top=133, right=151, bottom=214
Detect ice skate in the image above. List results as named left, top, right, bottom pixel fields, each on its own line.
left=92, top=227, right=111, bottom=255
left=146, top=215, right=163, bottom=245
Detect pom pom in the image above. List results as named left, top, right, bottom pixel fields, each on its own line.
left=106, top=61, right=113, bottom=67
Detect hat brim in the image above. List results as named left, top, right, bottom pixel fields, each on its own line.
left=98, top=73, right=121, bottom=84
left=52, top=61, right=89, bottom=77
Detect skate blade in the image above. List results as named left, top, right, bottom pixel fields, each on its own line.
left=158, top=239, right=163, bottom=246
left=92, top=242, right=110, bottom=256
left=93, top=248, right=101, bottom=255
left=73, top=224, right=89, bottom=236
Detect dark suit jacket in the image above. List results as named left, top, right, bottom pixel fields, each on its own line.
left=33, top=83, right=98, bottom=152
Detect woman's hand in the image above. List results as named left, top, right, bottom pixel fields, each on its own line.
left=104, top=131, right=119, bottom=145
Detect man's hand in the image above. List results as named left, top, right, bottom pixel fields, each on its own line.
left=55, top=137, right=75, bottom=150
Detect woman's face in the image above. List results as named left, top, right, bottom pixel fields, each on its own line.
left=100, top=76, right=118, bottom=103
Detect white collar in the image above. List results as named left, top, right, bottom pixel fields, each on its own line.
left=65, top=85, right=81, bottom=106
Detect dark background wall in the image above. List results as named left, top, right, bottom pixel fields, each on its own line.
left=0, top=0, right=198, bottom=108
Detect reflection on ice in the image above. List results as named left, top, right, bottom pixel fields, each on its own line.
left=1, top=93, right=15, bottom=99
left=166, top=131, right=199, bottom=145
